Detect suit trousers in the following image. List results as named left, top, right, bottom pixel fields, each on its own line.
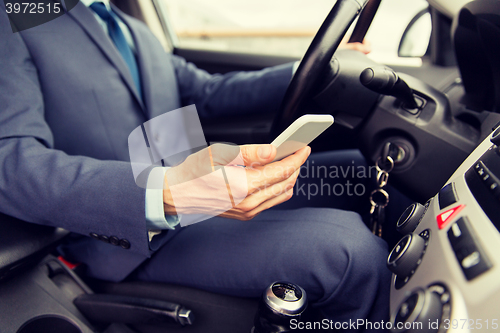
left=131, top=150, right=404, bottom=332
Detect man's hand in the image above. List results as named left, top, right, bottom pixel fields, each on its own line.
left=339, top=36, right=372, bottom=54
left=163, top=144, right=310, bottom=221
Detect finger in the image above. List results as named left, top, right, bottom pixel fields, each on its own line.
left=246, top=146, right=310, bottom=189
left=240, top=169, right=299, bottom=207
left=239, top=144, right=277, bottom=167
left=218, top=185, right=294, bottom=221
left=358, top=39, right=372, bottom=54
left=342, top=41, right=371, bottom=54
left=339, top=34, right=349, bottom=46
left=242, top=187, right=294, bottom=220
left=276, top=146, right=311, bottom=167
left=208, top=143, right=243, bottom=167
left=217, top=205, right=259, bottom=221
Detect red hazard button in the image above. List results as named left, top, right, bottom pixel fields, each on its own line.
left=437, top=205, right=465, bottom=229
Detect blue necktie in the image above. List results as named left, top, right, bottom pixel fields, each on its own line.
left=90, top=2, right=142, bottom=99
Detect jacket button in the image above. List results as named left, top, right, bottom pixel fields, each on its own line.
left=90, top=232, right=100, bottom=240
left=109, top=236, right=120, bottom=246
left=119, top=239, right=131, bottom=249
left=99, top=235, right=110, bottom=243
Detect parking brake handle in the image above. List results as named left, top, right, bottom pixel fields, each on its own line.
left=360, top=66, right=419, bottom=109
left=74, top=293, right=194, bottom=326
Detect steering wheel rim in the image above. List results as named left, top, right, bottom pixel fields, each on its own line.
left=271, top=0, right=368, bottom=137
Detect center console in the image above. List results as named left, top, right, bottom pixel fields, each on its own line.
left=388, top=127, right=500, bottom=332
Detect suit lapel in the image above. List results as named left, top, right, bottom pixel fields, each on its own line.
left=66, top=2, right=146, bottom=112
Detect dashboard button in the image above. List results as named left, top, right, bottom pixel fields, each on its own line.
left=447, top=217, right=474, bottom=248
left=487, top=179, right=499, bottom=192
left=390, top=289, right=442, bottom=333
left=397, top=203, right=426, bottom=234
left=491, top=126, right=500, bottom=146
left=447, top=217, right=492, bottom=280
left=436, top=204, right=464, bottom=229
left=475, top=161, right=500, bottom=197
left=419, top=229, right=430, bottom=240
left=438, top=183, right=458, bottom=210
left=388, top=234, right=426, bottom=278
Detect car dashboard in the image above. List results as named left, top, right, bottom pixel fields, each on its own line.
left=388, top=128, right=500, bottom=332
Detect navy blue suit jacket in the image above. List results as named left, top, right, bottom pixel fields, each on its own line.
left=0, top=2, right=293, bottom=281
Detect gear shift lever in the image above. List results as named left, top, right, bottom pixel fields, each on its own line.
left=251, top=281, right=308, bottom=333
left=360, top=66, right=419, bottom=109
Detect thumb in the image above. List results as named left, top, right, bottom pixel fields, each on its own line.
left=240, top=144, right=276, bottom=167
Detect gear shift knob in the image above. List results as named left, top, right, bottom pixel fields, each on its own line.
left=251, top=281, right=308, bottom=333
left=360, top=66, right=419, bottom=109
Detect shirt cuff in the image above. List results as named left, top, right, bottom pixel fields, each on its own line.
left=145, top=167, right=181, bottom=232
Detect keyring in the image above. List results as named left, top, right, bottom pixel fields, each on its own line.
left=370, top=188, right=390, bottom=208
left=375, top=155, right=394, bottom=173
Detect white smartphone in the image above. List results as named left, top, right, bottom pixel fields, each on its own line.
left=271, top=114, right=334, bottom=161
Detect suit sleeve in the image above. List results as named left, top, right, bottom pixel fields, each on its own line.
left=170, top=55, right=294, bottom=119
left=0, top=11, right=151, bottom=258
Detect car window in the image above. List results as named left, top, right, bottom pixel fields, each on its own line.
left=158, top=0, right=430, bottom=66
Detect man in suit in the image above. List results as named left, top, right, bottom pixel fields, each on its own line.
left=0, top=1, right=391, bottom=330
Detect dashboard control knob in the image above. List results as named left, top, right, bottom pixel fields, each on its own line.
left=390, top=289, right=442, bottom=333
left=387, top=234, right=426, bottom=277
left=491, top=126, right=500, bottom=146
left=396, top=203, right=426, bottom=234
left=252, top=281, right=307, bottom=333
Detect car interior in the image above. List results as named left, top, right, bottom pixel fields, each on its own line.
left=1, top=0, right=500, bottom=332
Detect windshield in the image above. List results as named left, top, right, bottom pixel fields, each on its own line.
left=160, top=0, right=429, bottom=65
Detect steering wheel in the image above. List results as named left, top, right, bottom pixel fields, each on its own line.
left=271, top=0, right=369, bottom=136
